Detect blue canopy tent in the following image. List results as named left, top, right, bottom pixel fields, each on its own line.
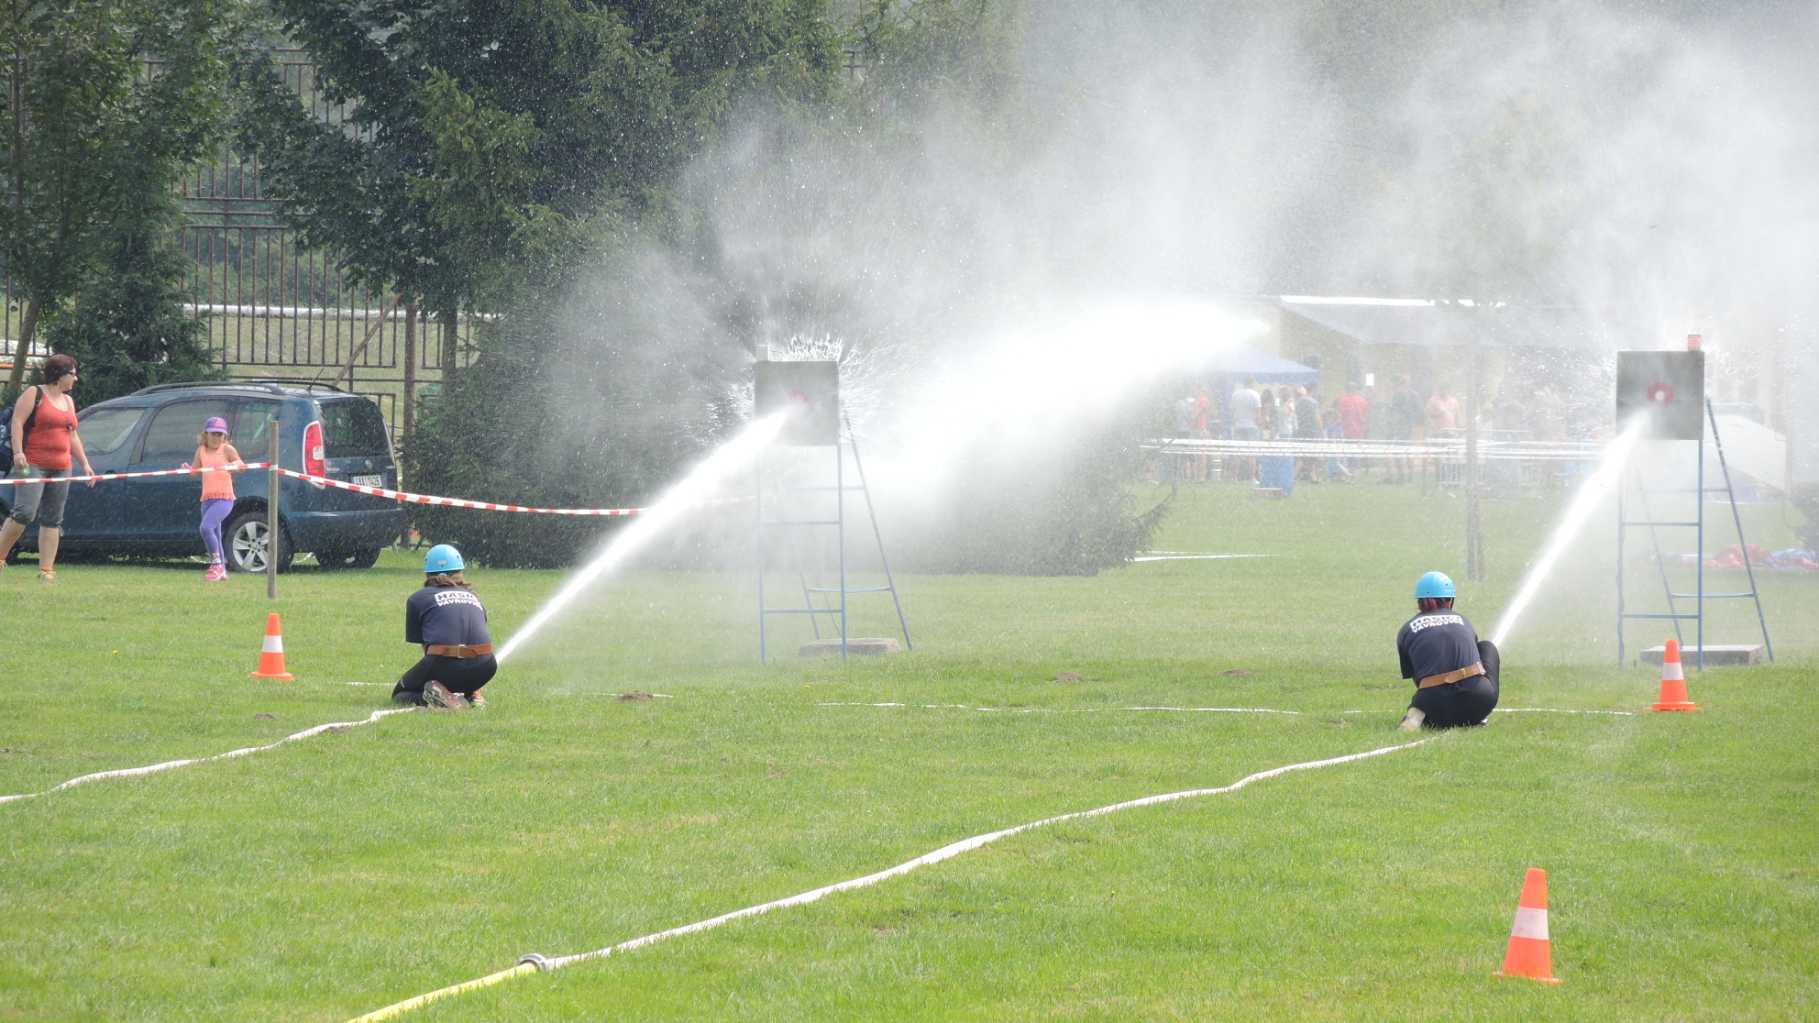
left=1178, top=348, right=1318, bottom=496
left=1193, top=348, right=1320, bottom=434
left=1199, top=347, right=1320, bottom=385
left=1161, top=346, right=1317, bottom=492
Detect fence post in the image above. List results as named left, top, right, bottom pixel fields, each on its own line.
left=267, top=418, right=279, bottom=599
left=402, top=296, right=417, bottom=442
left=1465, top=336, right=1485, bottom=581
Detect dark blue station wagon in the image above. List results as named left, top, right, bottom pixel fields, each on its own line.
left=2, top=380, right=405, bottom=572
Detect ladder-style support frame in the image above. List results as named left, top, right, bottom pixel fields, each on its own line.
left=1617, top=399, right=1775, bottom=669
left=755, top=419, right=911, bottom=662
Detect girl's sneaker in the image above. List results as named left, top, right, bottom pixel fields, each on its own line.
left=205, top=563, right=227, bottom=582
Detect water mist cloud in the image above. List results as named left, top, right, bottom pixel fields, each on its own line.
left=1323, top=2, right=1819, bottom=330
left=684, top=1, right=1815, bottom=414
left=541, top=1, right=1815, bottom=553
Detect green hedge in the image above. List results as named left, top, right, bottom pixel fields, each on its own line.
left=882, top=408, right=1171, bottom=575
left=402, top=304, right=744, bottom=568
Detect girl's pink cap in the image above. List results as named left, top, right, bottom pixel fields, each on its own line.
left=204, top=416, right=228, bottom=433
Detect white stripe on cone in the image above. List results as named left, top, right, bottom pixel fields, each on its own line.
left=1662, top=660, right=1683, bottom=681
left=262, top=635, right=284, bottom=654
left=1510, top=906, right=1550, bottom=940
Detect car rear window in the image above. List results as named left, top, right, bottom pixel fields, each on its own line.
left=318, top=399, right=393, bottom=458
left=231, top=400, right=281, bottom=453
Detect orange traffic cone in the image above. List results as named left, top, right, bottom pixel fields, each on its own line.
left=1497, top=867, right=1562, bottom=984
left=1650, top=638, right=1699, bottom=712
left=249, top=612, right=295, bottom=681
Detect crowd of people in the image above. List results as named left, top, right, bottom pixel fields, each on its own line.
left=1164, top=376, right=1386, bottom=484
left=1159, top=372, right=1582, bottom=487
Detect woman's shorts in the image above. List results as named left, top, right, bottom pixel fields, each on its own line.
left=7, top=466, right=72, bottom=529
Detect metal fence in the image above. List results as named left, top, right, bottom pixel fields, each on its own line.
left=179, top=51, right=478, bottom=437
left=1145, top=434, right=1603, bottom=496
left=4, top=50, right=477, bottom=441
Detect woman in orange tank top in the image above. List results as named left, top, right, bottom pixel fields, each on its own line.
left=0, top=353, right=97, bottom=582
left=185, top=416, right=243, bottom=581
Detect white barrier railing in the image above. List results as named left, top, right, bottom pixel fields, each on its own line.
left=1145, top=436, right=1602, bottom=462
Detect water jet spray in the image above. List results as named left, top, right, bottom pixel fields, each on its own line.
left=496, top=412, right=789, bottom=664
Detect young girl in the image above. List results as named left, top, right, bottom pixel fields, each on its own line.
left=187, top=416, right=243, bottom=581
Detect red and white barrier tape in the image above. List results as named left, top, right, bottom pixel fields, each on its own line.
left=0, top=461, right=271, bottom=485
left=268, top=467, right=700, bottom=517
left=1, top=460, right=730, bottom=517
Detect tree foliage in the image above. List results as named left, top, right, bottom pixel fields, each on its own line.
left=0, top=0, right=234, bottom=401
left=237, top=0, right=843, bottom=317
left=44, top=182, right=223, bottom=404
left=404, top=287, right=748, bottom=567
left=251, top=0, right=1167, bottom=573
left=241, top=0, right=844, bottom=566
left=888, top=401, right=1172, bottom=575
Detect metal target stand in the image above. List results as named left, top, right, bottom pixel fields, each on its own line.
left=753, top=362, right=911, bottom=663
left=1615, top=349, right=1774, bottom=669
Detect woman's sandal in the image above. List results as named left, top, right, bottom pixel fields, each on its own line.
left=37, top=569, right=55, bottom=583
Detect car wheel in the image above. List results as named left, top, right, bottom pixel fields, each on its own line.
left=317, top=547, right=381, bottom=570
left=225, top=508, right=294, bottom=573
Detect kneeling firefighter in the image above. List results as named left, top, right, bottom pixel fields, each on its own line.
left=1396, top=571, right=1499, bottom=729
left=392, top=544, right=496, bottom=710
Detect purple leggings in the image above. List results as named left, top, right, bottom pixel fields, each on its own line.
left=200, top=499, right=233, bottom=562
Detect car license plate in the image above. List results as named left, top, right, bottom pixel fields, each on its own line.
left=351, top=474, right=384, bottom=487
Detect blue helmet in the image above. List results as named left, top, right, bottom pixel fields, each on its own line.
left=424, top=544, right=464, bottom=574
left=1414, top=570, right=1455, bottom=599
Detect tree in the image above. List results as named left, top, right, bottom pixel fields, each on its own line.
left=407, top=0, right=1168, bottom=573
left=237, top=0, right=843, bottom=336
left=0, top=0, right=234, bottom=400
left=43, top=178, right=223, bottom=404
left=242, top=0, right=845, bottom=565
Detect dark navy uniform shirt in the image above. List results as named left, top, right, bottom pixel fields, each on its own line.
left=1397, top=609, right=1481, bottom=683
left=405, top=584, right=492, bottom=648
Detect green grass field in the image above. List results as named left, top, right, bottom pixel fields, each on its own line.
left=2, top=482, right=1815, bottom=1021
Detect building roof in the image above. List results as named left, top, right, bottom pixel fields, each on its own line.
left=1279, top=299, right=1624, bottom=350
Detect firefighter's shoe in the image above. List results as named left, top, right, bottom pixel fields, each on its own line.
left=1398, top=707, right=1427, bottom=732
left=423, top=681, right=469, bottom=711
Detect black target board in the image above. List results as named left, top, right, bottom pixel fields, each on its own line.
left=755, top=361, right=840, bottom=445
left=1616, top=350, right=1704, bottom=440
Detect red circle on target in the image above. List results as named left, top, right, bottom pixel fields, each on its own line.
left=1647, top=382, right=1674, bottom=403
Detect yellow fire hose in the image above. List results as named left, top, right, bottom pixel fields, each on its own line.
left=346, top=959, right=543, bottom=1022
